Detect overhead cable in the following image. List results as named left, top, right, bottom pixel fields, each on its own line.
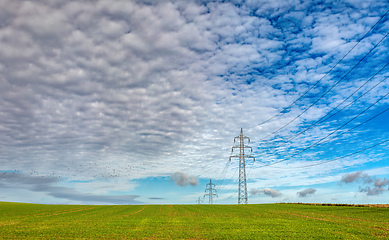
left=258, top=31, right=389, bottom=142
left=267, top=137, right=389, bottom=169
left=283, top=91, right=389, bottom=160
left=247, top=9, right=389, bottom=130
left=265, top=65, right=389, bottom=152
left=265, top=89, right=389, bottom=166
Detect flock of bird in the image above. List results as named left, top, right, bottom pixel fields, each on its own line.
left=1, top=160, right=147, bottom=179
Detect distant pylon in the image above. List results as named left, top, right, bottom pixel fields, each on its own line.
left=204, top=179, right=217, bottom=204
left=196, top=197, right=202, bottom=204
left=230, top=128, right=255, bottom=204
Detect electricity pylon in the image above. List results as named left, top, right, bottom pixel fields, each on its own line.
left=204, top=179, right=217, bottom=204
left=196, top=197, right=202, bottom=204
left=229, top=128, right=255, bottom=204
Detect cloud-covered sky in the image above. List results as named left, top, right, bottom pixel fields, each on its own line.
left=1, top=0, right=388, bottom=204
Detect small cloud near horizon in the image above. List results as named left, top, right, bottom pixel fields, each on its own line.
left=297, top=188, right=316, bottom=198
left=251, top=188, right=282, bottom=198
left=171, top=172, right=199, bottom=186
left=340, top=172, right=389, bottom=196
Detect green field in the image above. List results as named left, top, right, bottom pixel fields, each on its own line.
left=0, top=202, right=388, bottom=239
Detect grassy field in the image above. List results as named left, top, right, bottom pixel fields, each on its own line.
left=0, top=202, right=388, bottom=239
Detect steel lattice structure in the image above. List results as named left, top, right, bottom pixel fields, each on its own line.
left=230, top=128, right=255, bottom=204
left=204, top=179, right=217, bottom=204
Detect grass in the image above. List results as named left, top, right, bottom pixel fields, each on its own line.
left=0, top=202, right=388, bottom=239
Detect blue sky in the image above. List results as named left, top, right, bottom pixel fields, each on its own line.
left=0, top=0, right=389, bottom=205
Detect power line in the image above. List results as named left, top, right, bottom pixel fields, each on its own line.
left=245, top=161, right=255, bottom=180
left=267, top=104, right=389, bottom=168
left=258, top=77, right=388, bottom=164
left=319, top=105, right=389, bottom=146
left=261, top=89, right=389, bottom=167
left=267, top=137, right=389, bottom=169
left=288, top=90, right=389, bottom=158
left=258, top=30, right=389, bottom=142
left=217, top=166, right=239, bottom=194
left=219, top=178, right=240, bottom=201
left=247, top=9, right=389, bottom=130
left=214, top=158, right=231, bottom=192
left=263, top=65, right=389, bottom=153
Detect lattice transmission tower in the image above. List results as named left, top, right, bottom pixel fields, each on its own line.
left=196, top=197, right=202, bottom=204
left=229, top=128, right=255, bottom=204
left=204, top=179, right=217, bottom=204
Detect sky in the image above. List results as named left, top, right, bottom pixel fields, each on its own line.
left=1, top=0, right=389, bottom=205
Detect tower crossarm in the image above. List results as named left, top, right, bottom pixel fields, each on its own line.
left=232, top=145, right=252, bottom=150
left=230, top=155, right=255, bottom=161
left=234, top=136, right=250, bottom=141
